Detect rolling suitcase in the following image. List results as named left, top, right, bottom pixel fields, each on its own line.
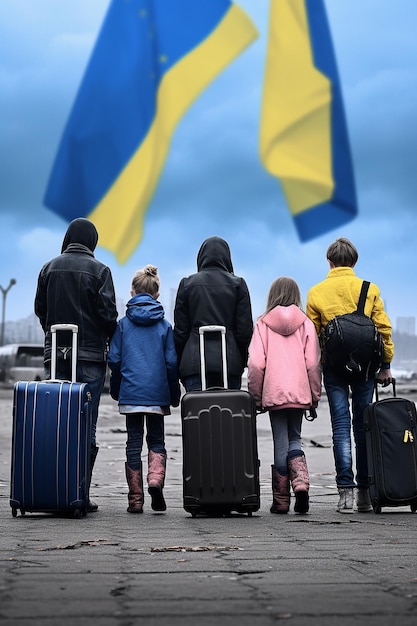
left=363, top=379, right=417, bottom=514
left=181, top=325, right=260, bottom=517
left=10, top=324, right=92, bottom=518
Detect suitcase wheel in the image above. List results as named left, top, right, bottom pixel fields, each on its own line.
left=372, top=501, right=381, bottom=514
left=247, top=511, right=253, bottom=517
left=73, top=508, right=82, bottom=519
left=411, top=504, right=417, bottom=514
left=11, top=506, right=25, bottom=517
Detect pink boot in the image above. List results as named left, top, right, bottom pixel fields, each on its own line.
left=288, top=453, right=310, bottom=514
left=125, top=462, right=144, bottom=514
left=147, top=451, right=167, bottom=512
left=271, top=465, right=290, bottom=514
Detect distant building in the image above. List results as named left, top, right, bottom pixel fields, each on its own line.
left=116, top=297, right=125, bottom=319
left=397, top=317, right=415, bottom=335
left=5, top=314, right=44, bottom=345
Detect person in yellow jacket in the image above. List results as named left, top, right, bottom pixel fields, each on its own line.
left=306, top=238, right=394, bottom=514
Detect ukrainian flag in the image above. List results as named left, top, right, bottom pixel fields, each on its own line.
left=44, top=0, right=258, bottom=263
left=260, top=0, right=357, bottom=241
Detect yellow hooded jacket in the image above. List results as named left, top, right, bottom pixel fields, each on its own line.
left=306, top=267, right=394, bottom=365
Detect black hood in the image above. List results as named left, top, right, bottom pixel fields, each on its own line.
left=61, top=218, right=98, bottom=253
left=196, top=236, right=234, bottom=273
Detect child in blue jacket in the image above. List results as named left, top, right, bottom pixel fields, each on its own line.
left=108, top=265, right=180, bottom=514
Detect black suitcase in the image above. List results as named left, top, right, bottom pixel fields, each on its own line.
left=363, top=379, right=417, bottom=514
left=181, top=325, right=260, bottom=517
left=10, top=324, right=92, bottom=518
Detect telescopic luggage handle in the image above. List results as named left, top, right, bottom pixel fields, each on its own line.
left=199, top=325, right=228, bottom=391
left=50, top=323, right=78, bottom=382
left=375, top=377, right=396, bottom=402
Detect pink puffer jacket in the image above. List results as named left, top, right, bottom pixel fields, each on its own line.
left=247, top=304, right=322, bottom=410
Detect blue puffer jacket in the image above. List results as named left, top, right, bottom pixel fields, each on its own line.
left=107, top=293, right=180, bottom=408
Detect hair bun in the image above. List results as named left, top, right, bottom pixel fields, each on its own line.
left=144, top=264, right=158, bottom=277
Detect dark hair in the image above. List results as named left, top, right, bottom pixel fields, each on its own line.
left=131, top=265, right=160, bottom=297
left=265, top=277, right=302, bottom=313
left=326, top=238, right=358, bottom=267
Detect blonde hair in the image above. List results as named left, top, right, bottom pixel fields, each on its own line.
left=326, top=237, right=358, bottom=267
left=131, top=265, right=160, bottom=297
left=265, top=276, right=301, bottom=313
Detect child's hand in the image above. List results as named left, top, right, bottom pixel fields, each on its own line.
left=305, top=407, right=318, bottom=421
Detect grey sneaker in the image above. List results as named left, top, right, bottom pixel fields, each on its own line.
left=337, top=487, right=354, bottom=513
left=356, top=488, right=373, bottom=512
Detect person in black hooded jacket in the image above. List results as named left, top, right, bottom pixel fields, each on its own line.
left=34, top=217, right=118, bottom=511
left=173, top=236, right=253, bottom=391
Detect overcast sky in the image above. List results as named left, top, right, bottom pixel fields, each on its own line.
left=1, top=0, right=416, bottom=334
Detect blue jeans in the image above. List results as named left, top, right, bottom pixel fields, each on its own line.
left=269, top=408, right=304, bottom=474
left=324, top=366, right=374, bottom=488
left=125, top=413, right=166, bottom=470
left=183, top=374, right=241, bottom=392
left=46, top=360, right=106, bottom=447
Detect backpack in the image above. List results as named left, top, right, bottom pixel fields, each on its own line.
left=322, top=281, right=384, bottom=380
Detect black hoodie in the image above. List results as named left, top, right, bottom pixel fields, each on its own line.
left=34, top=218, right=118, bottom=362
left=196, top=236, right=234, bottom=273
left=173, top=236, right=253, bottom=379
left=61, top=217, right=98, bottom=253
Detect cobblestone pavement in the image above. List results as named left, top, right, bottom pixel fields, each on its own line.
left=1, top=384, right=417, bottom=625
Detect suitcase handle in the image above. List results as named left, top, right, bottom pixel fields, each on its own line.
left=199, top=325, right=228, bottom=390
left=50, top=324, right=78, bottom=382
left=374, top=377, right=396, bottom=402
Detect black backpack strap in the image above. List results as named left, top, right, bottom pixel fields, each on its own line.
left=356, top=281, right=370, bottom=314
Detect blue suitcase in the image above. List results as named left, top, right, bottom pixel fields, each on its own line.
left=10, top=324, right=92, bottom=518
left=181, top=326, right=260, bottom=517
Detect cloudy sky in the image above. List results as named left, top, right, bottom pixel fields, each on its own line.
left=1, top=0, right=416, bottom=336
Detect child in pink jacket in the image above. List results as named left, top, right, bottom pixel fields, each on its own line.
left=248, top=277, right=321, bottom=514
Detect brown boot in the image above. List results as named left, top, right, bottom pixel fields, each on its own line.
left=288, top=453, right=310, bottom=514
left=271, top=465, right=290, bottom=514
left=147, top=451, right=167, bottom=512
left=125, top=462, right=144, bottom=514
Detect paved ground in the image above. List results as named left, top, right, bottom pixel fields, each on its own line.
left=1, top=383, right=417, bottom=625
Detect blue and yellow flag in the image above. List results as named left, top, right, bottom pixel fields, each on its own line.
left=260, top=0, right=357, bottom=241
left=44, top=0, right=258, bottom=263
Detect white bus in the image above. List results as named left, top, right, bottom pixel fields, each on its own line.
left=0, top=344, right=44, bottom=386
